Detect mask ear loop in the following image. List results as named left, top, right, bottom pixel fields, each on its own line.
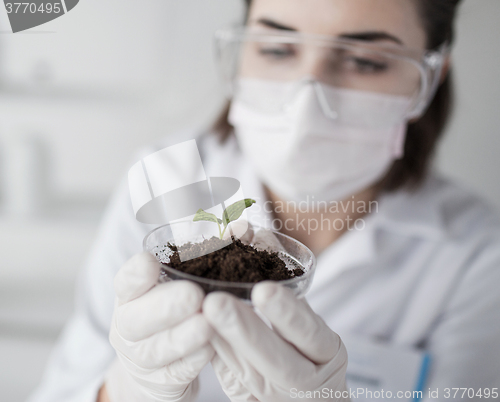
left=391, top=124, right=408, bottom=159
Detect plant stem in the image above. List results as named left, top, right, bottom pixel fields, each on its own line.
left=217, top=222, right=222, bottom=239
left=220, top=225, right=226, bottom=239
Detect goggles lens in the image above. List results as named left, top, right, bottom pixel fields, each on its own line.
left=216, top=28, right=445, bottom=118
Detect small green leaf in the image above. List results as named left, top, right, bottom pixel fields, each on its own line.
left=222, top=199, right=256, bottom=227
left=193, top=208, right=222, bottom=225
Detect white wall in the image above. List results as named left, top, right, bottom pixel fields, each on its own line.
left=437, top=0, right=500, bottom=211
left=0, top=0, right=244, bottom=200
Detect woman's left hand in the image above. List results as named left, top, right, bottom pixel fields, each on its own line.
left=203, top=282, right=350, bottom=402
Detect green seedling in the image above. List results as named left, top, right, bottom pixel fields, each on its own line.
left=193, top=198, right=256, bottom=239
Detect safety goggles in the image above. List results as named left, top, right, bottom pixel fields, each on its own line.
left=214, top=26, right=449, bottom=119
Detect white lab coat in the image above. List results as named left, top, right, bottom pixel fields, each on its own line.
left=28, top=130, right=500, bottom=402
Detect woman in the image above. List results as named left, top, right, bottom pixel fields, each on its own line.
left=29, top=0, right=500, bottom=401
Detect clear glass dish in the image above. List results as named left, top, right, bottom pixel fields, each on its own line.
left=143, top=220, right=317, bottom=302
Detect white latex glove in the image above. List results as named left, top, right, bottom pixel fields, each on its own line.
left=203, top=282, right=350, bottom=402
left=104, top=252, right=215, bottom=402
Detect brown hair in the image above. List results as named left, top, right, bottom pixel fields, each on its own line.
left=212, top=0, right=463, bottom=192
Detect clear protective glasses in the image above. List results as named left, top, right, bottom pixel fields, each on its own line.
left=214, top=26, right=449, bottom=119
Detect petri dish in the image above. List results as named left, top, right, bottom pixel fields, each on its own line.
left=143, top=220, right=317, bottom=302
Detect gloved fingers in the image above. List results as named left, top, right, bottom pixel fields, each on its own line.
left=203, top=292, right=313, bottom=387
left=222, top=219, right=254, bottom=244
left=114, top=252, right=161, bottom=306
left=211, top=335, right=294, bottom=402
left=252, top=282, right=341, bottom=365
left=111, top=313, right=214, bottom=370
left=106, top=353, right=201, bottom=402
left=211, top=334, right=268, bottom=399
left=211, top=353, right=259, bottom=402
left=116, top=280, right=204, bottom=341
left=104, top=357, right=156, bottom=402
left=164, top=344, right=215, bottom=384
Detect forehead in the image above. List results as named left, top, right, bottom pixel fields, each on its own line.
left=248, top=0, right=427, bottom=49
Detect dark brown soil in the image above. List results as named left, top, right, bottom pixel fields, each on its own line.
left=160, top=236, right=304, bottom=283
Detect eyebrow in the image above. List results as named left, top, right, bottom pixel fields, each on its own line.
left=339, top=31, right=403, bottom=45
left=256, top=18, right=297, bottom=31
left=255, top=18, right=403, bottom=45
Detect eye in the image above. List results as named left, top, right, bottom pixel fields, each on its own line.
left=257, top=44, right=296, bottom=59
left=347, top=57, right=389, bottom=73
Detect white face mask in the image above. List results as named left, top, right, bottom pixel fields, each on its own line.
left=228, top=77, right=412, bottom=203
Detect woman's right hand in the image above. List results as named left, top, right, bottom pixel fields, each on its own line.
left=104, top=252, right=215, bottom=402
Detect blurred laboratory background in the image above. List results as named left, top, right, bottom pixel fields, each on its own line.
left=0, top=0, right=499, bottom=400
